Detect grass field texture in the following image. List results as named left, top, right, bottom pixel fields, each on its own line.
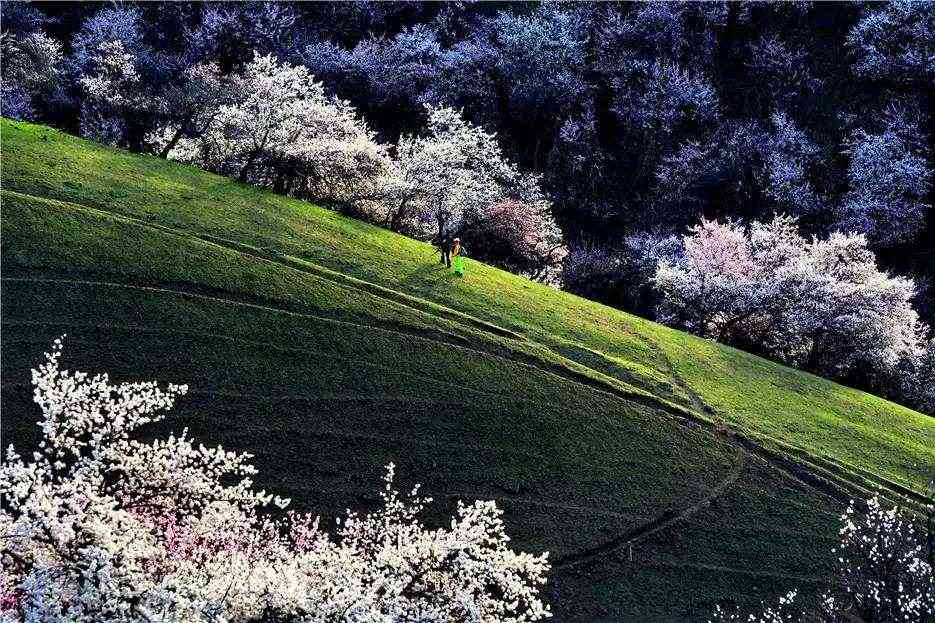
left=2, top=119, right=932, bottom=621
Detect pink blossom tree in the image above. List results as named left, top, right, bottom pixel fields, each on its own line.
left=654, top=215, right=927, bottom=393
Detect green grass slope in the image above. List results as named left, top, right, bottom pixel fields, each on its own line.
left=2, top=119, right=932, bottom=621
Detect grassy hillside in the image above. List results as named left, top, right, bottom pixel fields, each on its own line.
left=2, top=119, right=932, bottom=621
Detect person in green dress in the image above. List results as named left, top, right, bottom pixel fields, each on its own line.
left=451, top=237, right=464, bottom=277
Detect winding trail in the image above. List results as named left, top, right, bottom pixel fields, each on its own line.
left=644, top=334, right=866, bottom=506
left=555, top=445, right=746, bottom=570
left=1, top=283, right=658, bottom=422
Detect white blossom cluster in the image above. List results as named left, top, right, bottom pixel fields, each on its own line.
left=69, top=6, right=149, bottom=146
left=831, top=497, right=934, bottom=622
left=76, top=39, right=143, bottom=145
left=848, top=0, right=935, bottom=84
left=837, top=105, right=932, bottom=248
left=160, top=53, right=394, bottom=210
left=709, top=590, right=801, bottom=623
left=152, top=53, right=566, bottom=282
left=0, top=30, right=64, bottom=122
left=709, top=496, right=934, bottom=623
left=653, top=215, right=928, bottom=389
left=0, top=338, right=551, bottom=622
left=762, top=112, right=821, bottom=216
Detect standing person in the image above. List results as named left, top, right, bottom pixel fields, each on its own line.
left=452, top=237, right=465, bottom=277
left=438, top=231, right=452, bottom=268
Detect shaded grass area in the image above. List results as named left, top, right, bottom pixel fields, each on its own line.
left=554, top=455, right=840, bottom=621
left=1, top=280, right=837, bottom=622
left=2, top=118, right=932, bottom=620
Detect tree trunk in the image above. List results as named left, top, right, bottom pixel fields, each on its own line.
left=389, top=197, right=410, bottom=232
left=238, top=150, right=261, bottom=183
left=436, top=212, right=449, bottom=242
left=436, top=212, right=450, bottom=264
left=804, top=335, right=825, bottom=372
left=158, top=127, right=185, bottom=159
left=273, top=170, right=287, bottom=194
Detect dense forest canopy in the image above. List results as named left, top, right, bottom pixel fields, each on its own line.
left=3, top=0, right=934, bottom=411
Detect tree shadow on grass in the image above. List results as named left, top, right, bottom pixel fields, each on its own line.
left=398, top=260, right=458, bottom=293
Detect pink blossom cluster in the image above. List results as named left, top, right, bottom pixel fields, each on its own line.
left=654, top=215, right=928, bottom=388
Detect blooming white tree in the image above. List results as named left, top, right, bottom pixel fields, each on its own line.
left=0, top=338, right=551, bottom=622
left=831, top=496, right=934, bottom=622
left=654, top=216, right=762, bottom=340
left=385, top=106, right=519, bottom=236
left=709, top=496, right=934, bottom=623
left=382, top=106, right=566, bottom=280
left=797, top=229, right=925, bottom=376
left=70, top=5, right=151, bottom=146
left=654, top=215, right=927, bottom=385
left=0, top=31, right=64, bottom=121
left=836, top=105, right=932, bottom=247
left=848, top=0, right=935, bottom=85
left=762, top=112, right=821, bottom=216
left=165, top=53, right=393, bottom=211
left=70, top=5, right=144, bottom=72
left=76, top=39, right=143, bottom=145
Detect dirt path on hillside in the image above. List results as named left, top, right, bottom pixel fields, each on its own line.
left=554, top=445, right=746, bottom=570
